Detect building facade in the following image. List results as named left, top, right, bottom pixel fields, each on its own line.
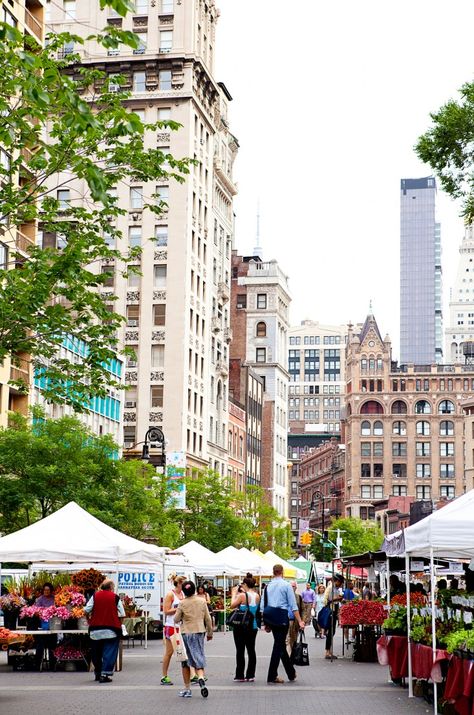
left=0, top=0, right=45, bottom=426
left=288, top=320, right=349, bottom=436
left=400, top=177, right=442, bottom=365
left=298, top=439, right=345, bottom=533
left=230, top=253, right=290, bottom=516
left=445, top=224, right=474, bottom=363
left=227, top=397, right=246, bottom=493
left=462, top=397, right=474, bottom=492
left=51, top=0, right=237, bottom=472
left=228, top=359, right=263, bottom=488
left=345, top=313, right=470, bottom=520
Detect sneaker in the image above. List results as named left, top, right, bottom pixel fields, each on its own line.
left=198, top=678, right=208, bottom=698
left=233, top=677, right=246, bottom=682
left=178, top=689, right=192, bottom=698
left=161, top=676, right=173, bottom=685
left=246, top=677, right=255, bottom=682
left=190, top=675, right=199, bottom=684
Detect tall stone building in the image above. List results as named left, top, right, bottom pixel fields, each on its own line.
left=50, top=0, right=238, bottom=472
left=445, top=224, right=474, bottom=363
left=400, top=177, right=443, bottom=364
left=0, top=0, right=45, bottom=426
left=345, top=313, right=470, bottom=520
left=230, top=253, right=290, bottom=516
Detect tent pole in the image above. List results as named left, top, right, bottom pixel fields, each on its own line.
left=386, top=555, right=391, bottom=684
left=406, top=552, right=413, bottom=698
left=430, top=548, right=437, bottom=715
left=223, top=573, right=227, bottom=635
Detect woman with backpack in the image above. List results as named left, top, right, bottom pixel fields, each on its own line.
left=230, top=573, right=260, bottom=682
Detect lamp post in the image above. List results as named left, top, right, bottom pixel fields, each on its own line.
left=309, top=490, right=327, bottom=536
left=124, top=427, right=166, bottom=468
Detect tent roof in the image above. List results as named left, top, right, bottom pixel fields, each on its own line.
left=0, top=502, right=165, bottom=565
left=404, top=489, right=474, bottom=558
left=169, top=541, right=251, bottom=576
left=263, top=550, right=306, bottom=580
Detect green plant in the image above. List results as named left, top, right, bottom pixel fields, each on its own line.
left=383, top=606, right=407, bottom=633
left=445, top=629, right=470, bottom=654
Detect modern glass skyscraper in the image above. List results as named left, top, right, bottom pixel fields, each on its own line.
left=400, top=177, right=443, bottom=364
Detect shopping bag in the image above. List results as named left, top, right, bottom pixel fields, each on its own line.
left=317, top=605, right=331, bottom=630
left=170, top=628, right=188, bottom=662
left=291, top=631, right=310, bottom=666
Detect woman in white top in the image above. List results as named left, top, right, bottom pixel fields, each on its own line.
left=161, top=574, right=186, bottom=685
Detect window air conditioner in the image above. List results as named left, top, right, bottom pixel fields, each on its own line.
left=127, top=361, right=137, bottom=368
left=125, top=401, right=137, bottom=408
left=128, top=319, right=138, bottom=327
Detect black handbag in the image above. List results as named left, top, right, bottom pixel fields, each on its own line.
left=262, top=585, right=289, bottom=627
left=226, top=592, right=251, bottom=628
left=291, top=631, right=310, bottom=666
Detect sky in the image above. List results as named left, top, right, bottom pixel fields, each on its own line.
left=215, top=0, right=474, bottom=360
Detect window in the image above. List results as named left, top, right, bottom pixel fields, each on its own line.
left=237, top=294, right=247, bottom=309
left=134, top=0, right=148, bottom=12
left=440, top=442, right=454, bottom=457
left=154, top=265, right=167, bottom=287
left=416, top=485, right=431, bottom=500
left=158, top=107, right=171, bottom=124
left=159, top=70, right=172, bottom=90
left=133, top=71, right=146, bottom=92
left=256, top=348, right=266, bottom=363
left=256, top=321, right=266, bottom=337
left=159, top=30, right=172, bottom=52
left=126, top=348, right=138, bottom=367
left=161, top=0, right=173, bottom=12
left=373, top=485, right=383, bottom=499
left=130, top=186, right=143, bottom=209
left=416, top=442, right=430, bottom=456
left=155, top=226, right=168, bottom=246
left=393, top=464, right=407, bottom=479
left=57, top=189, right=70, bottom=210
left=416, top=420, right=430, bottom=436
left=373, top=420, right=383, bottom=436
left=439, top=400, right=455, bottom=414
left=440, top=486, right=455, bottom=500
left=373, top=442, right=383, bottom=457
left=440, top=464, right=455, bottom=479
left=128, top=271, right=140, bottom=288
left=100, top=265, right=114, bottom=287
left=440, top=420, right=454, bottom=436
left=151, top=344, right=164, bottom=367
left=361, top=442, right=371, bottom=457
left=123, top=426, right=136, bottom=448
left=393, top=420, right=406, bottom=436
left=416, top=464, right=431, bottom=479
left=129, top=226, right=141, bottom=248
left=153, top=304, right=166, bottom=326
left=361, top=400, right=383, bottom=414
left=134, top=33, right=147, bottom=54
left=151, top=385, right=164, bottom=407
left=126, top=304, right=139, bottom=326
left=361, top=485, right=371, bottom=499
left=61, top=40, right=75, bottom=56
left=156, top=185, right=169, bottom=207
left=392, top=442, right=407, bottom=457
left=361, top=463, right=371, bottom=478
left=257, top=293, right=267, bottom=309
left=392, top=400, right=407, bottom=414
left=415, top=399, right=432, bottom=414
left=0, top=243, right=7, bottom=270
left=361, top=420, right=371, bottom=436
left=393, top=485, right=407, bottom=496
left=2, top=6, right=17, bottom=26
left=63, top=0, right=76, bottom=18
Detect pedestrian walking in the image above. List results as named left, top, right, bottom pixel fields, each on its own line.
left=230, top=573, right=260, bottom=682
left=301, top=582, right=315, bottom=625
left=362, top=581, right=373, bottom=600
left=262, top=564, right=305, bottom=683
left=323, top=574, right=343, bottom=659
left=161, top=574, right=186, bottom=685
left=286, top=581, right=303, bottom=655
left=174, top=580, right=213, bottom=698
left=313, top=584, right=326, bottom=638
left=84, top=578, right=124, bottom=683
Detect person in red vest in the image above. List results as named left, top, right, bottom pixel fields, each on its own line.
left=84, top=578, right=125, bottom=683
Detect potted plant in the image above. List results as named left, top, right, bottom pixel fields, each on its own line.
left=0, top=593, right=27, bottom=630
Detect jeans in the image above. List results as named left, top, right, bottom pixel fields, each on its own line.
left=91, top=637, right=120, bottom=676
left=267, top=624, right=295, bottom=682
left=233, top=627, right=257, bottom=679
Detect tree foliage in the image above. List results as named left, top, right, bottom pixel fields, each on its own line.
left=0, top=20, right=190, bottom=409
left=309, top=516, right=384, bottom=561
left=416, top=82, right=474, bottom=223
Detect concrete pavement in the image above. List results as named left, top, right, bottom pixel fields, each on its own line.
left=0, top=628, right=432, bottom=714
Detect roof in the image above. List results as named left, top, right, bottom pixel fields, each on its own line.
left=358, top=312, right=383, bottom=344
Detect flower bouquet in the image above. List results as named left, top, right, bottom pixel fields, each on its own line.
left=121, top=595, right=138, bottom=617
left=55, top=586, right=86, bottom=608
left=0, top=593, right=27, bottom=612
left=53, top=643, right=83, bottom=661
left=71, top=568, right=105, bottom=592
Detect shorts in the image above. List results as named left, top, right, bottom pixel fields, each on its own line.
left=164, top=626, right=175, bottom=640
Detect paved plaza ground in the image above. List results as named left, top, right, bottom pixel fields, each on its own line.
left=0, top=628, right=433, bottom=714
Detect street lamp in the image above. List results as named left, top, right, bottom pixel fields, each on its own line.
left=124, top=427, right=166, bottom=467
left=309, top=490, right=328, bottom=538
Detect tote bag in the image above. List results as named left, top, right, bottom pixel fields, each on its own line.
left=291, top=631, right=310, bottom=666
left=262, top=585, right=289, bottom=628
left=317, top=605, right=331, bottom=630
left=226, top=592, right=252, bottom=628
left=170, top=627, right=188, bottom=662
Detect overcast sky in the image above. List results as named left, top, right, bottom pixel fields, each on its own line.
left=215, top=0, right=474, bottom=360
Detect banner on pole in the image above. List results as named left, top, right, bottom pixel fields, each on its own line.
left=166, top=451, right=186, bottom=509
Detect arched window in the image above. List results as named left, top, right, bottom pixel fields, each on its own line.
left=415, top=400, right=431, bottom=414
left=416, top=420, right=430, bottom=436
left=440, top=420, right=454, bottom=436
left=360, top=400, right=384, bottom=415
left=373, top=420, right=383, bottom=436
left=361, top=420, right=371, bottom=436
left=392, top=400, right=407, bottom=414
left=438, top=400, right=455, bottom=415
left=256, top=321, right=267, bottom=337
left=393, top=420, right=406, bottom=436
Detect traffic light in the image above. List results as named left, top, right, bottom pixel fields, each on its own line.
left=300, top=532, right=311, bottom=546
left=323, top=530, right=329, bottom=542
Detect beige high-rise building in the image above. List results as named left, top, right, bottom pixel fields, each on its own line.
left=50, top=0, right=237, bottom=471
left=0, top=0, right=45, bottom=427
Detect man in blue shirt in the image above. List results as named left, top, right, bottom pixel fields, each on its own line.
left=262, top=564, right=305, bottom=683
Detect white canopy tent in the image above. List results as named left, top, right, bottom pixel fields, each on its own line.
left=398, top=490, right=474, bottom=714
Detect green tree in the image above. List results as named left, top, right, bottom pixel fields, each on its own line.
left=0, top=410, right=179, bottom=543
left=416, top=82, right=474, bottom=223
left=0, top=21, right=190, bottom=409
left=309, top=516, right=384, bottom=561
left=233, top=485, right=293, bottom=558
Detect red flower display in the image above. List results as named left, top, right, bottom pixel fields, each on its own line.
left=339, top=600, right=386, bottom=626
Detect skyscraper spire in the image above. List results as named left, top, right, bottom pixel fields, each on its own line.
left=253, top=199, right=263, bottom=259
